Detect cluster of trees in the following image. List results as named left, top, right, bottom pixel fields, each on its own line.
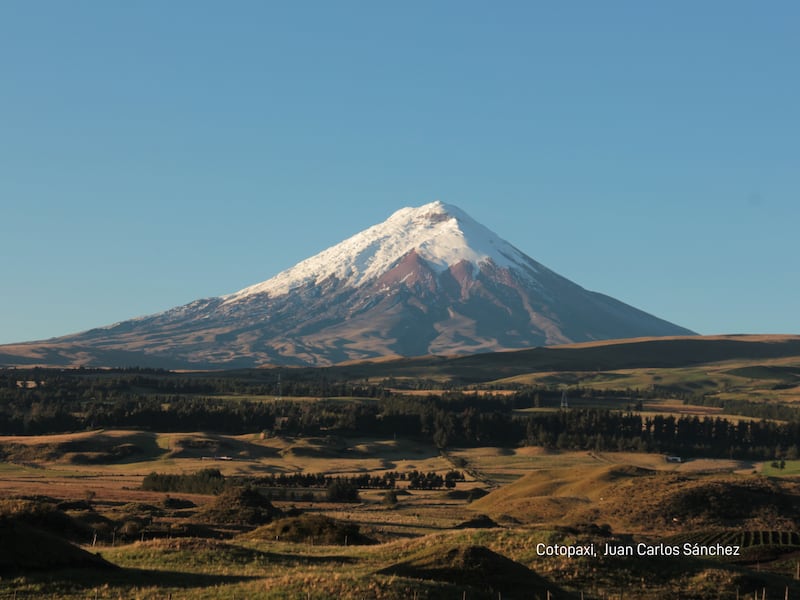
left=407, top=470, right=465, bottom=490
left=140, top=469, right=364, bottom=503
left=141, top=468, right=225, bottom=494
left=140, top=466, right=469, bottom=499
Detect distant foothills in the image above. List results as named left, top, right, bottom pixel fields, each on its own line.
left=1, top=201, right=706, bottom=368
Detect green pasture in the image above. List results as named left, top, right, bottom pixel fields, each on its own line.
left=762, top=459, right=800, bottom=477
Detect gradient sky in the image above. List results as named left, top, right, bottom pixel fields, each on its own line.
left=1, top=1, right=798, bottom=345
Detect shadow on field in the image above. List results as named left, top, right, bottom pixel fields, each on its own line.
left=63, top=432, right=170, bottom=465
left=260, top=552, right=360, bottom=565
left=12, top=566, right=259, bottom=590
left=113, top=567, right=258, bottom=587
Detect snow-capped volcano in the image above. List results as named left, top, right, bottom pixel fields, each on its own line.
left=0, top=201, right=695, bottom=367
left=225, top=201, right=537, bottom=301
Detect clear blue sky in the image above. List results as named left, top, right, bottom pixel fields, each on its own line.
left=1, top=1, right=798, bottom=345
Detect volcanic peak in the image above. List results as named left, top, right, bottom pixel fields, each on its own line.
left=0, top=199, right=697, bottom=367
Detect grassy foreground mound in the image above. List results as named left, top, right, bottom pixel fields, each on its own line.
left=201, top=486, right=282, bottom=526
left=614, top=475, right=800, bottom=530
left=471, top=464, right=800, bottom=532
left=0, top=517, right=116, bottom=571
left=378, top=543, right=565, bottom=599
left=249, top=514, right=371, bottom=545
left=0, top=497, right=93, bottom=542
left=455, top=514, right=500, bottom=529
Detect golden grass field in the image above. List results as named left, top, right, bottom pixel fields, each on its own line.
left=3, top=335, right=800, bottom=597
left=0, top=430, right=457, bottom=510
left=2, top=427, right=800, bottom=599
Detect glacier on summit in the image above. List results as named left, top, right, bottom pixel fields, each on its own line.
left=224, top=201, right=539, bottom=302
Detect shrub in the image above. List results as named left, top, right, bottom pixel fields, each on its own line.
left=326, top=480, right=360, bottom=503
left=202, top=486, right=282, bottom=525
left=252, top=514, right=368, bottom=545
left=162, top=496, right=196, bottom=510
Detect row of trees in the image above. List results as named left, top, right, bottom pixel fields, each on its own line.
left=254, top=472, right=398, bottom=490
left=141, top=468, right=225, bottom=494
left=141, top=469, right=365, bottom=502
left=140, top=469, right=469, bottom=503
left=0, top=368, right=385, bottom=400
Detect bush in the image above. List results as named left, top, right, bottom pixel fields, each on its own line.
left=325, top=480, right=360, bottom=503
left=118, top=520, right=143, bottom=539
left=162, top=496, right=196, bottom=510
left=202, top=486, right=282, bottom=525
left=252, top=514, right=368, bottom=545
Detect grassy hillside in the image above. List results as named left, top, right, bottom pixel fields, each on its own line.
left=470, top=463, right=800, bottom=533
left=324, top=335, right=800, bottom=383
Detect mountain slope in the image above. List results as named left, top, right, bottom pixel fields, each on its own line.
left=0, top=201, right=694, bottom=367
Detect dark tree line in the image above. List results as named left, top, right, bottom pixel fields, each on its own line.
left=254, top=472, right=399, bottom=490
left=2, top=368, right=800, bottom=461
left=141, top=468, right=467, bottom=497
left=521, top=409, right=800, bottom=460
